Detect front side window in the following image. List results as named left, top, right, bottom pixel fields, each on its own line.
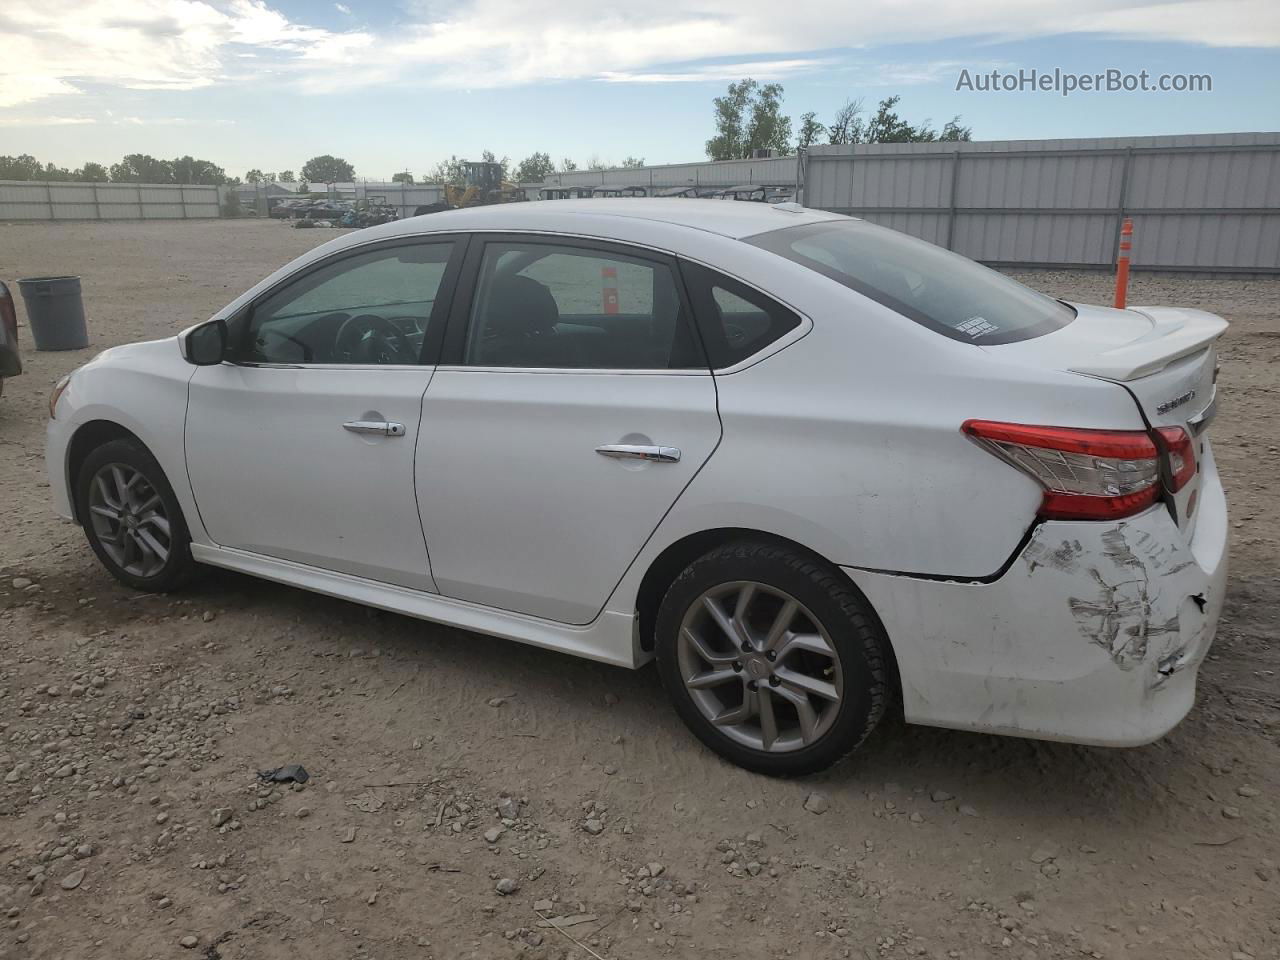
left=746, top=220, right=1075, bottom=345
left=463, top=241, right=703, bottom=370
left=241, top=241, right=455, bottom=365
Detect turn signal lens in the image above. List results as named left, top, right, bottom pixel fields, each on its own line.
left=49, top=375, right=70, bottom=419
left=962, top=420, right=1161, bottom=521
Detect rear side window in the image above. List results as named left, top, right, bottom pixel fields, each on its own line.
left=462, top=241, right=703, bottom=370
left=746, top=220, right=1074, bottom=345
left=680, top=262, right=802, bottom=368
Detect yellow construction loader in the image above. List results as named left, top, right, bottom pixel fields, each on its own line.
left=444, top=161, right=525, bottom=208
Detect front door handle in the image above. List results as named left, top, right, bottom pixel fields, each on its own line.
left=343, top=420, right=406, bottom=437
left=595, top=444, right=681, bottom=463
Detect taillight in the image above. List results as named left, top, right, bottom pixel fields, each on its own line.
left=1154, top=426, right=1196, bottom=492
left=962, top=420, right=1162, bottom=521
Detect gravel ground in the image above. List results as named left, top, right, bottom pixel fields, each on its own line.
left=0, top=219, right=1277, bottom=960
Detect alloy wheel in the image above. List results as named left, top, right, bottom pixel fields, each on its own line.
left=87, top=463, right=172, bottom=579
left=676, top=580, right=843, bottom=753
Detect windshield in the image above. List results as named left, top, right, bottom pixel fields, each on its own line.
left=746, top=219, right=1075, bottom=345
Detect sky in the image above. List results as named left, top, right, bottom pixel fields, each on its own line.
left=1, top=0, right=1279, bottom=181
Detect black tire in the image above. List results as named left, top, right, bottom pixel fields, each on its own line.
left=75, top=438, right=196, bottom=592
left=655, top=540, right=891, bottom=776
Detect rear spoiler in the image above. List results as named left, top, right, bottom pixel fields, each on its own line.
left=1067, top=307, right=1228, bottom=381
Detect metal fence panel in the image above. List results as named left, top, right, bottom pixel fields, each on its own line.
left=541, top=155, right=799, bottom=191
left=802, top=132, right=1280, bottom=272
left=0, top=180, right=221, bottom=220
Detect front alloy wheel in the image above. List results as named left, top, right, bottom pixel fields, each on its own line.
left=87, top=463, right=172, bottom=578
left=76, top=437, right=195, bottom=592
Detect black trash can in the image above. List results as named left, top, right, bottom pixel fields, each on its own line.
left=17, top=275, right=89, bottom=351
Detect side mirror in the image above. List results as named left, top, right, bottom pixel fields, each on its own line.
left=179, top=318, right=227, bottom=366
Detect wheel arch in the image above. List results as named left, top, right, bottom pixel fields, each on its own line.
left=633, top=527, right=901, bottom=703
left=65, top=420, right=147, bottom=521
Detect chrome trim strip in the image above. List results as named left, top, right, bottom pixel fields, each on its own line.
left=1187, top=391, right=1217, bottom=436
left=595, top=443, right=682, bottom=463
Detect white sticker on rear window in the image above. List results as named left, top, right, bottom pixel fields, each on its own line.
left=957, top=316, right=998, bottom=338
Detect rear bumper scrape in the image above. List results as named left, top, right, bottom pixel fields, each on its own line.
left=843, top=465, right=1227, bottom=747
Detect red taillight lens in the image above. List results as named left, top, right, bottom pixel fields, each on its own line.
left=1155, top=426, right=1196, bottom=492
left=963, top=420, right=1162, bottom=521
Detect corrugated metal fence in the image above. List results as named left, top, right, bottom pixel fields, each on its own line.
left=802, top=132, right=1280, bottom=273
left=0, top=181, right=221, bottom=220
left=542, top=155, right=801, bottom=191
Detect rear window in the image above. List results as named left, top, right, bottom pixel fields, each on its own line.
left=746, top=220, right=1074, bottom=345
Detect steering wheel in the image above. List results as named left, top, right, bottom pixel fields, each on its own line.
left=334, top=313, right=413, bottom=364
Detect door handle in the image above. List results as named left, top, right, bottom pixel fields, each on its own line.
left=343, top=420, right=406, bottom=437
left=595, top=444, right=681, bottom=463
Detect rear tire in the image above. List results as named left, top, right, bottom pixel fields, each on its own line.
left=75, top=438, right=196, bottom=592
left=655, top=540, right=890, bottom=776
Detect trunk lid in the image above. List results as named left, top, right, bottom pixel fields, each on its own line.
left=982, top=302, right=1226, bottom=539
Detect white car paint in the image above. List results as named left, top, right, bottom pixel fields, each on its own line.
left=417, top=369, right=721, bottom=624
left=47, top=199, right=1229, bottom=746
left=186, top=365, right=438, bottom=592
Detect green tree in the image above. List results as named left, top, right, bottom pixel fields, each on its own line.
left=391, top=171, right=414, bottom=184
left=278, top=170, right=296, bottom=182
left=706, top=79, right=754, bottom=160
left=0, top=154, right=43, bottom=179
left=706, top=79, right=792, bottom=160
left=864, top=96, right=918, bottom=143
left=559, top=157, right=578, bottom=172
left=244, top=169, right=265, bottom=183
left=827, top=99, right=864, bottom=145
left=620, top=156, right=645, bottom=169
left=939, top=117, right=973, bottom=142
left=296, top=180, right=310, bottom=194
left=747, top=83, right=791, bottom=156
left=76, top=162, right=109, bottom=182
left=221, top=191, right=242, bottom=218
left=797, top=111, right=826, bottom=150
left=821, top=96, right=970, bottom=145
left=301, top=155, right=355, bottom=183
left=110, top=154, right=174, bottom=182
left=515, top=151, right=556, bottom=182
left=423, top=156, right=465, bottom=186
left=171, top=156, right=229, bottom=185
left=37, top=162, right=75, bottom=181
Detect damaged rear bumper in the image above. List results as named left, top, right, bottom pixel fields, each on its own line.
left=844, top=447, right=1228, bottom=747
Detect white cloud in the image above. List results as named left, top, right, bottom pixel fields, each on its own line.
left=334, top=2, right=350, bottom=13
left=598, top=59, right=837, bottom=84
left=0, top=114, right=97, bottom=126
left=1, top=0, right=1277, bottom=108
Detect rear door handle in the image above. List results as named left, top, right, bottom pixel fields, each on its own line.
left=595, top=444, right=681, bottom=463
left=343, top=420, right=406, bottom=437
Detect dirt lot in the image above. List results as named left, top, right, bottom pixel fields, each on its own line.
left=0, top=219, right=1277, bottom=960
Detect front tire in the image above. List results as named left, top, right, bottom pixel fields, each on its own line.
left=655, top=540, right=891, bottom=776
left=75, top=438, right=195, bottom=592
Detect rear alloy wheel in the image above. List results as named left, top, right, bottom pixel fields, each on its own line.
left=677, top=581, right=843, bottom=752
left=76, top=438, right=195, bottom=592
left=656, top=541, right=890, bottom=776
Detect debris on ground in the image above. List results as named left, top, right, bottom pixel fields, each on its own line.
left=258, top=763, right=310, bottom=784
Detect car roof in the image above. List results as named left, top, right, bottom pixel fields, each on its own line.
left=367, top=199, right=846, bottom=242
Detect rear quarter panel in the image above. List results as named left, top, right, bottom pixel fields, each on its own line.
left=620, top=250, right=1152, bottom=582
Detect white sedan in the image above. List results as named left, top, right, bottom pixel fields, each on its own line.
left=46, top=200, right=1228, bottom=775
